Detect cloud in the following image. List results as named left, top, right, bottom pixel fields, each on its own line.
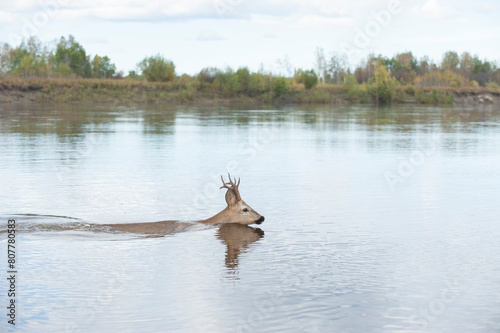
left=473, top=2, right=499, bottom=13
left=1, top=0, right=478, bottom=30
left=420, top=0, right=460, bottom=19
left=196, top=29, right=224, bottom=41
left=0, top=11, right=16, bottom=24
left=2, top=0, right=373, bottom=23
left=9, top=0, right=227, bottom=22
left=87, top=2, right=218, bottom=21
left=82, top=37, right=110, bottom=44
left=263, top=32, right=278, bottom=39
left=296, top=15, right=353, bottom=28
left=297, top=0, right=348, bottom=16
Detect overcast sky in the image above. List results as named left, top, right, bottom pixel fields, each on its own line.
left=1, top=0, right=499, bottom=75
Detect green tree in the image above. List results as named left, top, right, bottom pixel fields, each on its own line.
left=326, top=53, right=347, bottom=84
left=417, top=56, right=431, bottom=75
left=55, top=35, right=89, bottom=77
left=213, top=67, right=237, bottom=95
left=235, top=67, right=250, bottom=93
left=459, top=52, right=473, bottom=77
left=392, top=52, right=417, bottom=84
left=303, top=70, right=318, bottom=89
left=272, top=76, right=288, bottom=96
left=368, top=62, right=399, bottom=104
left=249, top=72, right=270, bottom=95
left=295, top=69, right=318, bottom=89
left=83, top=56, right=92, bottom=78
left=100, top=56, right=116, bottom=78
left=198, top=67, right=218, bottom=84
left=343, top=74, right=359, bottom=100
left=8, top=46, right=30, bottom=72
left=92, top=55, right=116, bottom=78
left=4, top=37, right=52, bottom=77
left=441, top=51, right=459, bottom=71
left=13, top=55, right=49, bottom=77
left=138, top=54, right=175, bottom=82
left=470, top=56, right=494, bottom=86
left=128, top=70, right=139, bottom=79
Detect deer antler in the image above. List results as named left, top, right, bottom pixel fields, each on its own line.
left=220, top=173, right=241, bottom=201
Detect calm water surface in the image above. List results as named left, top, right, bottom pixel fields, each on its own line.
left=1, top=103, right=500, bottom=332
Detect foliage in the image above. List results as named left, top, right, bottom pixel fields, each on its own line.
left=325, top=53, right=348, bottom=84
left=1, top=38, right=500, bottom=105
left=414, top=88, right=454, bottom=104
left=294, top=69, right=318, bottom=89
left=55, top=35, right=90, bottom=77
left=198, top=67, right=218, bottom=84
left=414, top=70, right=470, bottom=87
left=92, top=55, right=116, bottom=78
left=441, top=51, right=460, bottom=71
left=0, top=35, right=117, bottom=79
left=342, top=74, right=359, bottom=101
left=368, top=62, right=400, bottom=104
left=127, top=70, right=139, bottom=79
left=235, top=67, right=251, bottom=94
left=138, top=55, right=176, bottom=82
left=405, top=84, right=415, bottom=96
left=272, top=76, right=288, bottom=96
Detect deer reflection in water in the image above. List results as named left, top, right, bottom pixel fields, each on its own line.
left=217, top=223, right=264, bottom=274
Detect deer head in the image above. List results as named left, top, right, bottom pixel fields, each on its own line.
left=202, top=174, right=265, bottom=225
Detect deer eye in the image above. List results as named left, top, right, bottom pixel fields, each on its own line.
left=243, top=208, right=249, bottom=212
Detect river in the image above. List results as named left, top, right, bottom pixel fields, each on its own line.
left=1, top=103, right=499, bottom=332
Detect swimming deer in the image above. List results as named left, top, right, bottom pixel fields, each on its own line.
left=103, top=174, right=265, bottom=234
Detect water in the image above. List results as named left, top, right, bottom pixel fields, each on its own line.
left=1, top=103, right=500, bottom=332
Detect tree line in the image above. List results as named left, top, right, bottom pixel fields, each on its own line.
left=0, top=36, right=117, bottom=79
left=1, top=35, right=499, bottom=104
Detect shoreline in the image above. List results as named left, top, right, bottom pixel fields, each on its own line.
left=1, top=77, right=499, bottom=107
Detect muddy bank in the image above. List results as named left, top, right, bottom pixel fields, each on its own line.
left=453, top=91, right=500, bottom=106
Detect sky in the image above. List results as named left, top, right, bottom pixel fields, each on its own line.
left=0, top=0, right=499, bottom=75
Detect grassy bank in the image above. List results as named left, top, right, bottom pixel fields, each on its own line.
left=3, top=36, right=499, bottom=107
left=1, top=76, right=499, bottom=106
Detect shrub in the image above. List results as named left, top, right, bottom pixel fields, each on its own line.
left=272, top=77, right=288, bottom=96
left=415, top=88, right=453, bottom=104
left=303, top=70, right=318, bottom=89
left=138, top=54, right=175, bottom=82
left=294, top=69, right=318, bottom=89
left=368, top=62, right=400, bottom=104
left=128, top=70, right=139, bottom=79
left=343, top=74, right=359, bottom=101
left=486, top=82, right=499, bottom=89
left=198, top=67, right=218, bottom=84
left=405, top=84, right=415, bottom=96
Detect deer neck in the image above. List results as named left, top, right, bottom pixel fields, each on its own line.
left=200, top=207, right=232, bottom=224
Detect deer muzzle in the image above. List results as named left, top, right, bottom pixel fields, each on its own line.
left=255, top=216, right=265, bottom=225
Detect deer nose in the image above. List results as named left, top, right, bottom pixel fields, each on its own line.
left=256, top=216, right=265, bottom=224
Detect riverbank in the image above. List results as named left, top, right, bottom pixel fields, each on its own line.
left=1, top=77, right=499, bottom=106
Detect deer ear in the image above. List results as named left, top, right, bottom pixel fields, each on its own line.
left=225, top=189, right=239, bottom=206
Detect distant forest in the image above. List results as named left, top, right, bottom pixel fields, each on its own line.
left=1, top=35, right=499, bottom=105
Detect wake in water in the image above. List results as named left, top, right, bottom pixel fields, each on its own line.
left=0, top=214, right=208, bottom=240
